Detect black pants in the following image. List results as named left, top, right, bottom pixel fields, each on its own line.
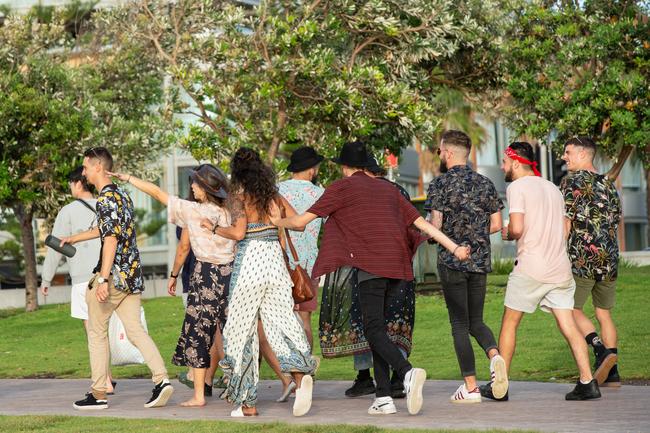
left=438, top=265, right=497, bottom=377
left=358, top=278, right=413, bottom=398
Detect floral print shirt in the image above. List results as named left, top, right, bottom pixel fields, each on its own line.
left=424, top=165, right=504, bottom=273
left=94, top=184, right=144, bottom=293
left=560, top=170, right=621, bottom=281
left=278, top=179, right=325, bottom=274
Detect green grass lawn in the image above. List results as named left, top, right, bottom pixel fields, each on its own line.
left=0, top=415, right=536, bottom=433
left=1, top=267, right=648, bottom=382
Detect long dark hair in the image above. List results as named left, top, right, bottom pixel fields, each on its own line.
left=230, top=147, right=277, bottom=217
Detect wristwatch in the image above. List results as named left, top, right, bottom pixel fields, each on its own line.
left=97, top=276, right=108, bottom=284
left=170, top=271, right=179, bottom=279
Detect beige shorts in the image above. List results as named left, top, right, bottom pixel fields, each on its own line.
left=504, top=272, right=575, bottom=314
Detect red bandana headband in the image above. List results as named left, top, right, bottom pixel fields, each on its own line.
left=505, top=147, right=541, bottom=177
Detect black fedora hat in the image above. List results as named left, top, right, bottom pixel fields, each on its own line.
left=331, top=141, right=371, bottom=168
left=366, top=153, right=386, bottom=175
left=189, top=164, right=228, bottom=202
left=287, top=146, right=325, bottom=173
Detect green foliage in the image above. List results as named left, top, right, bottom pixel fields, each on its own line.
left=499, top=0, right=650, bottom=167
left=110, top=0, right=505, bottom=171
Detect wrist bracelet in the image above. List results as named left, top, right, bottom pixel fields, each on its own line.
left=127, top=175, right=132, bottom=183
left=453, top=245, right=460, bottom=256
left=170, top=271, right=178, bottom=279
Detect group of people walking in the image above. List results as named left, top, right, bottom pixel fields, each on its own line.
left=45, top=129, right=620, bottom=417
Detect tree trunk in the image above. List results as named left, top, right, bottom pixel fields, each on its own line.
left=646, top=166, right=650, bottom=248
left=267, top=98, right=287, bottom=164
left=606, top=145, right=634, bottom=181
left=14, top=204, right=39, bottom=312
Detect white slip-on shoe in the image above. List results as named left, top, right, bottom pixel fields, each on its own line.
left=293, top=375, right=313, bottom=417
left=490, top=355, right=509, bottom=399
left=403, top=367, right=426, bottom=415
left=450, top=384, right=482, bottom=404
left=368, top=397, right=397, bottom=415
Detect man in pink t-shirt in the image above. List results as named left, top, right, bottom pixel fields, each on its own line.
left=481, top=142, right=601, bottom=402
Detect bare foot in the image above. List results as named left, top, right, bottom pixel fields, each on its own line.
left=180, top=398, right=206, bottom=407
left=242, top=406, right=258, bottom=416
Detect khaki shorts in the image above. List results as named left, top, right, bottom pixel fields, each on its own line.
left=504, top=272, right=575, bottom=314
left=573, top=276, right=616, bottom=310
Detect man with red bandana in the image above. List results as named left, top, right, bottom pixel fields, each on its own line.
left=480, top=142, right=601, bottom=402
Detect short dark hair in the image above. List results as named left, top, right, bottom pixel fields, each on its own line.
left=565, top=136, right=597, bottom=157
left=83, top=147, right=113, bottom=171
left=441, top=130, right=471, bottom=153
left=67, top=166, right=92, bottom=192
left=508, top=142, right=536, bottom=167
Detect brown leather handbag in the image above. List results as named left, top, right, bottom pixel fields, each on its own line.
left=276, top=198, right=315, bottom=304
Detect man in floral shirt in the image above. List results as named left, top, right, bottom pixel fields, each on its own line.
left=424, top=130, right=507, bottom=403
left=63, top=147, right=173, bottom=410
left=561, top=137, right=621, bottom=387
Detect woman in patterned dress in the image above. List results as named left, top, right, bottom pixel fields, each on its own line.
left=204, top=148, right=316, bottom=417
left=109, top=165, right=235, bottom=407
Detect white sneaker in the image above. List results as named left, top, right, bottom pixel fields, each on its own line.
left=368, top=397, right=397, bottom=415
left=490, top=354, right=509, bottom=399
left=450, top=384, right=481, bottom=404
left=403, top=367, right=426, bottom=415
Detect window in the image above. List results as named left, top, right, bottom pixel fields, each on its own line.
left=624, top=223, right=648, bottom=251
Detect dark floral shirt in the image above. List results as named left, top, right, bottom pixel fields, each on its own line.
left=94, top=184, right=144, bottom=293
left=424, top=165, right=503, bottom=273
left=560, top=170, right=621, bottom=281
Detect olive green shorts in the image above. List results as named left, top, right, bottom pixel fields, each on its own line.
left=573, top=275, right=616, bottom=310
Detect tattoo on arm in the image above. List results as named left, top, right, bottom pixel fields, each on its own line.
left=227, top=195, right=245, bottom=223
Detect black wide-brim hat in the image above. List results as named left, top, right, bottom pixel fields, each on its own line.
left=189, top=164, right=228, bottom=200
left=287, top=146, right=325, bottom=172
left=331, top=141, right=371, bottom=168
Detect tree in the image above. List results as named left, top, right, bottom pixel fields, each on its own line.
left=498, top=0, right=649, bottom=177
left=109, top=0, right=504, bottom=174
left=0, top=6, right=174, bottom=311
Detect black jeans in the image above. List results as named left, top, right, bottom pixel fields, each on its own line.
left=358, top=278, right=413, bottom=398
left=438, top=264, right=497, bottom=377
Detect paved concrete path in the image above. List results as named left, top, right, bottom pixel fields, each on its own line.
left=0, top=379, right=647, bottom=432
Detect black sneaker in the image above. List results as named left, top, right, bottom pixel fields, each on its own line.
left=565, top=379, right=601, bottom=400
left=601, top=364, right=621, bottom=388
left=145, top=380, right=174, bottom=408
left=345, top=377, right=376, bottom=398
left=390, top=372, right=405, bottom=399
left=204, top=382, right=213, bottom=397
left=593, top=350, right=617, bottom=385
left=479, top=382, right=508, bottom=401
left=73, top=393, right=108, bottom=410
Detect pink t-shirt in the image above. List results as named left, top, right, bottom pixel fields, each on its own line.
left=506, top=176, right=572, bottom=283
left=168, top=196, right=235, bottom=265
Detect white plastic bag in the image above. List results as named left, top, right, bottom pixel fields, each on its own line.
left=108, top=307, right=148, bottom=366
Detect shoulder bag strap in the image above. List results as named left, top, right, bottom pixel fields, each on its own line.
left=275, top=197, right=300, bottom=263
left=76, top=199, right=97, bottom=215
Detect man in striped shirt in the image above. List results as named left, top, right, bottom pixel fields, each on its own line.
left=271, top=140, right=470, bottom=416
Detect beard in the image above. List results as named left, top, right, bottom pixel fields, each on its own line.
left=504, top=168, right=514, bottom=183
left=439, top=159, right=448, bottom=173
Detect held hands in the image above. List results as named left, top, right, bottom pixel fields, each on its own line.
left=453, top=244, right=471, bottom=261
